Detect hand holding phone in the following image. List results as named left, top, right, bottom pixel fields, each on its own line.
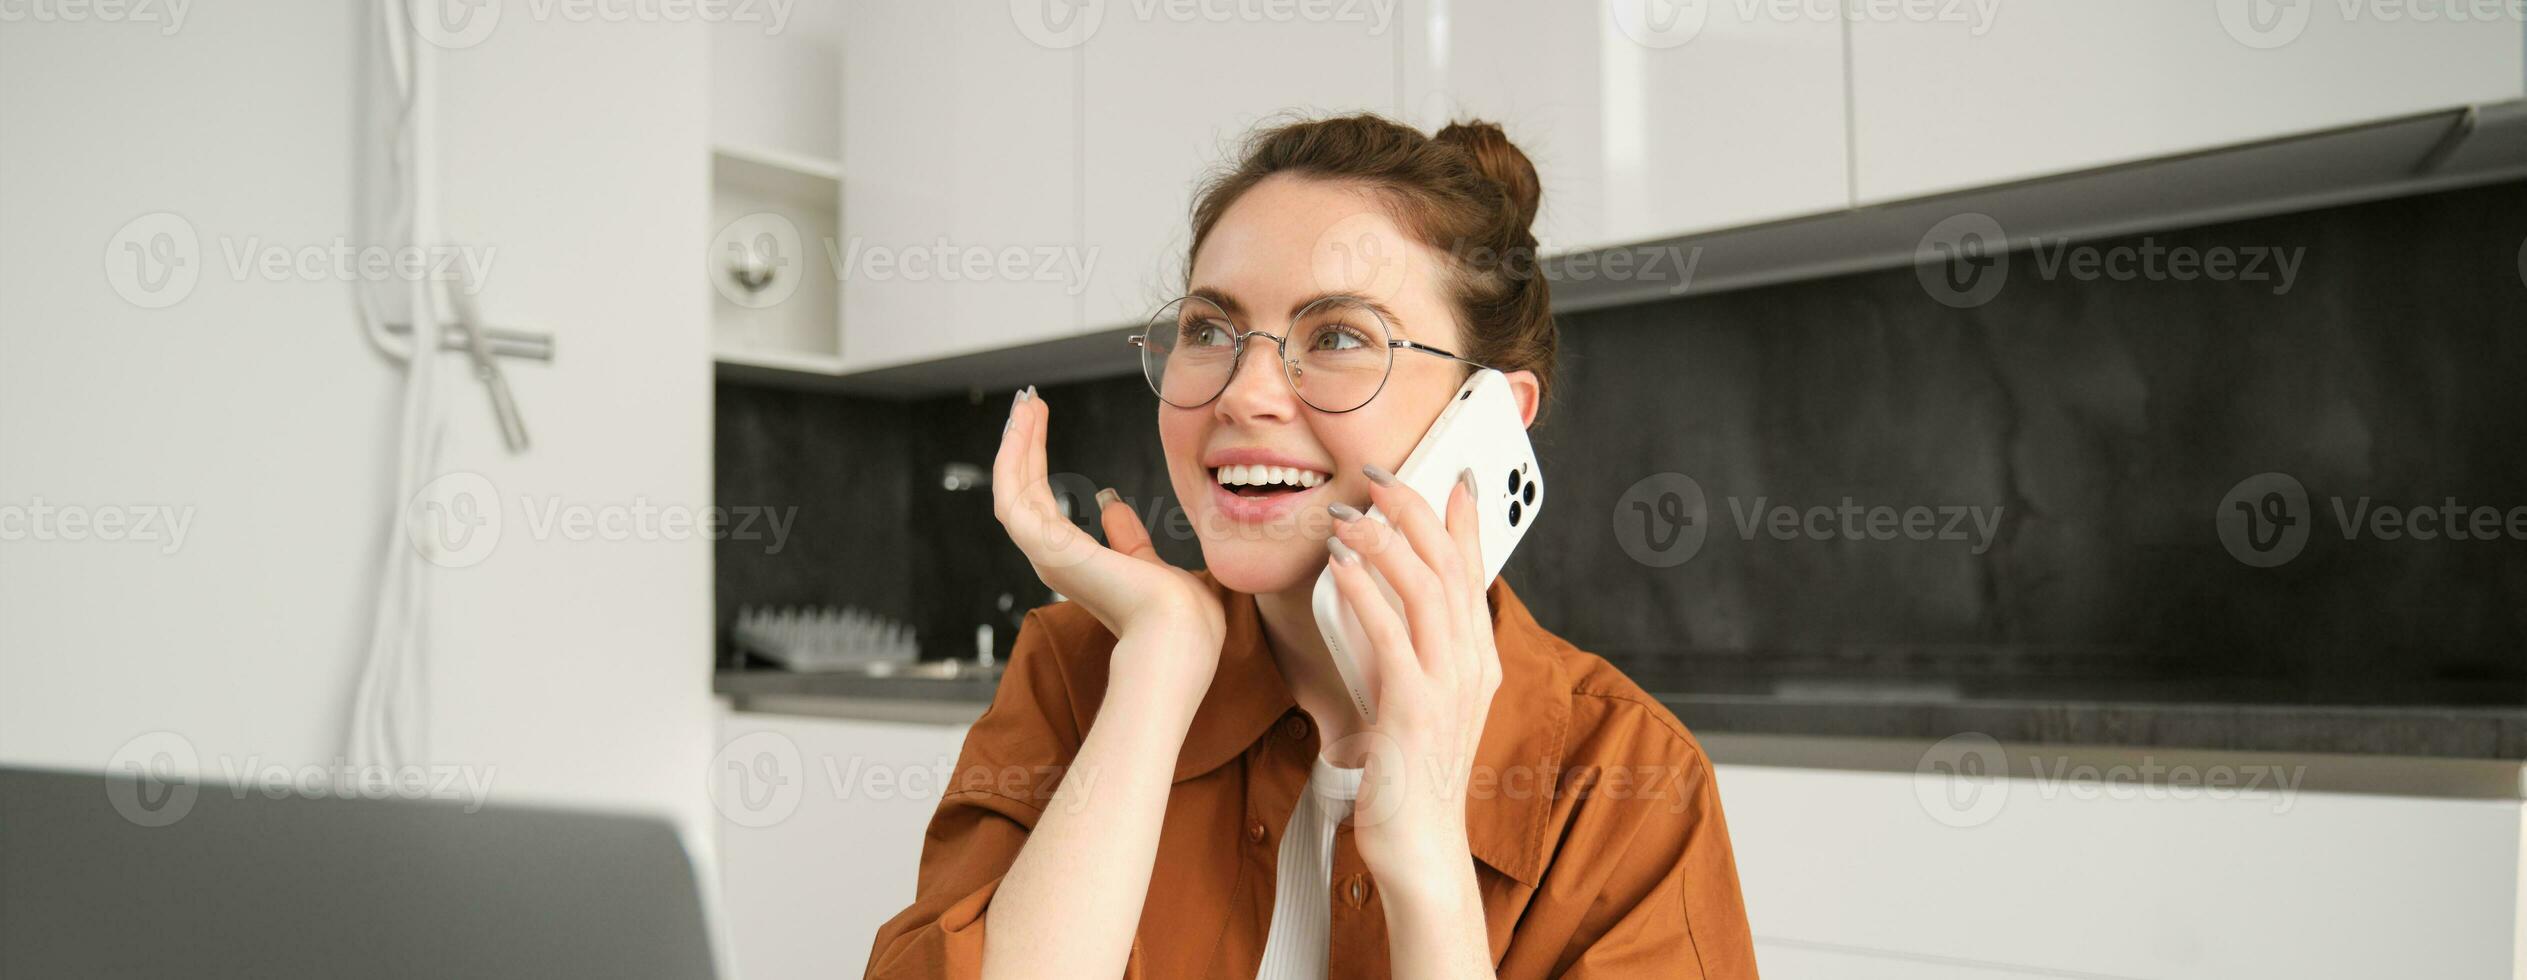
left=1312, top=369, right=1543, bottom=723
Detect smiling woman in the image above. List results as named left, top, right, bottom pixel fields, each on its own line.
left=864, top=114, right=1760, bottom=980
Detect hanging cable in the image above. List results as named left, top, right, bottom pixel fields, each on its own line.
left=347, top=0, right=444, bottom=772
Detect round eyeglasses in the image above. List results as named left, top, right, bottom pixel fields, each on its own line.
left=1126, top=294, right=1490, bottom=414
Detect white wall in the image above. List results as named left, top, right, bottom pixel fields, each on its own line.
left=0, top=0, right=717, bottom=859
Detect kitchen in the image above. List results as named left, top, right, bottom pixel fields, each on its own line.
left=4, top=2, right=2525, bottom=978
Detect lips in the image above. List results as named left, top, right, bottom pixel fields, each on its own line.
left=1199, top=450, right=1335, bottom=524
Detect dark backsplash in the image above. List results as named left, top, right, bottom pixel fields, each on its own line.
left=717, top=179, right=2527, bottom=701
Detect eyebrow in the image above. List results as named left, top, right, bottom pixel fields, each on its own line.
left=1186, top=287, right=1416, bottom=341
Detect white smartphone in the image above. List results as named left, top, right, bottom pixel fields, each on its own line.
left=1311, top=369, right=1544, bottom=723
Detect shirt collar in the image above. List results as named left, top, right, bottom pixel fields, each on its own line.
left=1175, top=569, right=1571, bottom=888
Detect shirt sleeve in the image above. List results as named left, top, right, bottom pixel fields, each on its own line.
left=862, top=608, right=1149, bottom=980
left=1553, top=745, right=1760, bottom=980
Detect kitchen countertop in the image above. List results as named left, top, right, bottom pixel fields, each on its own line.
left=714, top=667, right=2527, bottom=761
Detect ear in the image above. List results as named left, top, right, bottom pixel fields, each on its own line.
left=1501, top=369, right=1541, bottom=428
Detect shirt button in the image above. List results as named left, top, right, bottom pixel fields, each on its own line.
left=1280, top=714, right=1310, bottom=741
left=1345, top=874, right=1370, bottom=907
left=1247, top=819, right=1266, bottom=844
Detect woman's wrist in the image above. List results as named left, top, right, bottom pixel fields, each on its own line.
left=1103, top=621, right=1221, bottom=728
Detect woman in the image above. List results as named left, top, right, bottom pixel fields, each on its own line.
left=866, top=114, right=1758, bottom=979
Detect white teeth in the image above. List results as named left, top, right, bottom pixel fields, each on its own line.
left=1213, top=464, right=1329, bottom=489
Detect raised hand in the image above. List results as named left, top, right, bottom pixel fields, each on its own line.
left=993, top=387, right=1227, bottom=695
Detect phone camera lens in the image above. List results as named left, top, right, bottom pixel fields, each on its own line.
left=1521, top=481, right=1535, bottom=505
left=1505, top=469, right=1521, bottom=494
left=1508, top=501, right=1522, bottom=526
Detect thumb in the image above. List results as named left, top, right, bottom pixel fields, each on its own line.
left=1097, top=488, right=1163, bottom=565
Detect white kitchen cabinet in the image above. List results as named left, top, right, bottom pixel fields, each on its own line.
left=715, top=710, right=975, bottom=980
left=838, top=3, right=1082, bottom=372
left=1849, top=0, right=2526, bottom=204
left=1078, top=12, right=1400, bottom=331
left=1719, top=756, right=2525, bottom=979
left=1398, top=0, right=1851, bottom=255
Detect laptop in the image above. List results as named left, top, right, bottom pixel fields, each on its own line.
left=0, top=766, right=717, bottom=979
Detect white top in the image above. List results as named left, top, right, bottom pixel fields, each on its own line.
left=1255, top=751, right=1367, bottom=979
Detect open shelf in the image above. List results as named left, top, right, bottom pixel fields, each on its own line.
left=711, top=142, right=840, bottom=209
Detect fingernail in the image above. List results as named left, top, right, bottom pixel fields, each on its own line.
left=1327, top=501, right=1363, bottom=522
left=1005, top=389, right=1022, bottom=431
left=1327, top=536, right=1361, bottom=566
left=1025, top=384, right=1038, bottom=400
left=1096, top=488, right=1120, bottom=510
left=1458, top=467, right=1478, bottom=499
left=1362, top=464, right=1398, bottom=487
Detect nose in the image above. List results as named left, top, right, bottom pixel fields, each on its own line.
left=1213, top=331, right=1298, bottom=425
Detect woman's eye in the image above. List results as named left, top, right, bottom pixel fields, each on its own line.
left=1311, top=325, right=1368, bottom=351
left=1183, top=321, right=1234, bottom=347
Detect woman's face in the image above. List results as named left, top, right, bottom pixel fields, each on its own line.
left=1160, top=174, right=1535, bottom=595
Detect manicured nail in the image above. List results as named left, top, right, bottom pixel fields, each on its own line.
left=1362, top=464, right=1398, bottom=487
left=1096, top=488, right=1120, bottom=511
left=1327, top=536, right=1361, bottom=566
left=1327, top=501, right=1364, bottom=522
left=1005, top=389, right=1023, bottom=431
left=1458, top=467, right=1478, bottom=500
left=1025, top=384, right=1038, bottom=400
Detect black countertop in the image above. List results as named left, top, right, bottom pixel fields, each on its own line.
left=714, top=666, right=2527, bottom=761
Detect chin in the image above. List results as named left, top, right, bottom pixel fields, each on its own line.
left=1196, top=533, right=1326, bottom=597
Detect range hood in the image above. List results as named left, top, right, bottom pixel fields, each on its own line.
left=727, top=102, right=2527, bottom=399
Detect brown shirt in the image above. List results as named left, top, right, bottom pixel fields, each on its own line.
left=864, top=571, right=1760, bottom=979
